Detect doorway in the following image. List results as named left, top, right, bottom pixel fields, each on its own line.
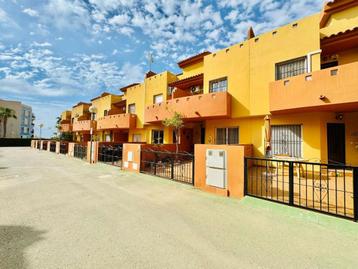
left=327, top=123, right=346, bottom=165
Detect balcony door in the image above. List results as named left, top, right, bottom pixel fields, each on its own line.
left=327, top=123, right=346, bottom=165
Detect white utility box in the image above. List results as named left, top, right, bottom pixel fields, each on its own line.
left=205, top=149, right=227, bottom=189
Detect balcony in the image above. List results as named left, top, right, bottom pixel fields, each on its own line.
left=72, top=120, right=96, bottom=132
left=144, top=91, right=231, bottom=123
left=269, top=62, right=358, bottom=113
left=60, top=123, right=72, bottom=132
left=97, top=113, right=136, bottom=130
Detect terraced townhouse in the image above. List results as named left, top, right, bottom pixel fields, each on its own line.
left=59, top=0, right=358, bottom=166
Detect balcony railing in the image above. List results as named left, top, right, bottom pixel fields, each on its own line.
left=60, top=123, right=72, bottom=132
left=269, top=62, right=358, bottom=113
left=97, top=113, right=136, bottom=130
left=72, top=120, right=96, bottom=132
left=144, top=91, right=231, bottom=123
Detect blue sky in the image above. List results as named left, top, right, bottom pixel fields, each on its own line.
left=0, top=0, right=325, bottom=138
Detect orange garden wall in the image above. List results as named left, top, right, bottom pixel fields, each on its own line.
left=122, top=143, right=143, bottom=172
left=87, top=141, right=99, bottom=163
left=68, top=142, right=75, bottom=157
left=194, top=144, right=253, bottom=198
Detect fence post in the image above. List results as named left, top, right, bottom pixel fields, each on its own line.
left=353, top=168, right=358, bottom=222
left=244, top=158, right=248, bottom=196
left=171, top=158, right=174, bottom=179
left=154, top=154, right=157, bottom=176
left=191, top=155, right=195, bottom=186
left=289, top=162, right=294, bottom=206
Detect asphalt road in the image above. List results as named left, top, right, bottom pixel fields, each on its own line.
left=0, top=147, right=357, bottom=269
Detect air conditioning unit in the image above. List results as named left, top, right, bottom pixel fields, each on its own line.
left=190, top=86, right=202, bottom=94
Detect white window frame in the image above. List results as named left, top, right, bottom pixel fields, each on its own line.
left=152, top=130, right=164, bottom=144
left=271, top=124, right=303, bottom=158
left=215, top=127, right=239, bottom=145
left=209, top=77, right=228, bottom=93
left=153, top=94, right=163, bottom=104
left=128, top=103, right=136, bottom=114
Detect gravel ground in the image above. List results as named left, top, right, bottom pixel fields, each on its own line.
left=0, top=147, right=357, bottom=269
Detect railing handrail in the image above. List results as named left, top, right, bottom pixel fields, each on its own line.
left=245, top=156, right=357, bottom=169
left=141, top=148, right=193, bottom=157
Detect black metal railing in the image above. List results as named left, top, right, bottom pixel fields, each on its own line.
left=60, top=142, right=68, bottom=154
left=74, top=143, right=87, bottom=160
left=98, top=143, right=123, bottom=167
left=140, top=149, right=194, bottom=185
left=244, top=157, right=358, bottom=221
left=50, top=142, right=56, bottom=152
left=42, top=141, right=48, bottom=151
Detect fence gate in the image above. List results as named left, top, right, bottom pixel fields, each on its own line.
left=140, top=149, right=194, bottom=185
left=60, top=142, right=68, bottom=154
left=74, top=143, right=87, bottom=160
left=244, top=157, right=358, bottom=221
left=42, top=141, right=47, bottom=151
left=98, top=143, right=123, bottom=167
left=50, top=142, right=56, bottom=152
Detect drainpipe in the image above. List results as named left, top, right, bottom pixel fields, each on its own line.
left=306, top=50, right=322, bottom=73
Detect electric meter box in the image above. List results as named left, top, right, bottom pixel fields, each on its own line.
left=205, top=149, right=227, bottom=189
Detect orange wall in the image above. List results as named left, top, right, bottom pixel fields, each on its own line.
left=144, top=91, right=231, bottom=123
left=269, top=61, right=358, bottom=113
left=194, top=144, right=253, bottom=198
left=122, top=143, right=142, bottom=172
left=72, top=120, right=96, bottom=132
left=97, top=114, right=136, bottom=130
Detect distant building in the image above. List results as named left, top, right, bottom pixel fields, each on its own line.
left=0, top=99, right=34, bottom=138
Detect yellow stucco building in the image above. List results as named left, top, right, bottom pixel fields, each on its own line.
left=60, top=0, right=358, bottom=165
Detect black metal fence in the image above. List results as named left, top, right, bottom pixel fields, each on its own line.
left=74, top=143, right=87, bottom=160
left=60, top=142, right=68, bottom=154
left=140, top=149, right=194, bottom=185
left=244, top=157, right=358, bottom=221
left=42, top=141, right=48, bottom=151
left=98, top=143, right=123, bottom=167
left=50, top=142, right=56, bottom=152
left=0, top=138, right=32, bottom=147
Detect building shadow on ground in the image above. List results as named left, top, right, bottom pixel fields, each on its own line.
left=0, top=225, right=46, bottom=269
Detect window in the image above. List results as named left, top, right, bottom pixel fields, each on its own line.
left=91, top=113, right=96, bottom=120
left=104, top=133, right=112, bottom=142
left=276, top=57, right=306, bottom=80
left=216, top=127, right=239, bottom=145
left=128, top=103, right=136, bottom=114
left=104, top=110, right=108, bottom=116
left=167, top=86, right=175, bottom=96
left=271, top=125, right=302, bottom=158
left=209, top=77, right=227, bottom=93
left=132, top=134, right=142, bottom=142
left=153, top=94, right=163, bottom=104
left=152, top=130, right=164, bottom=144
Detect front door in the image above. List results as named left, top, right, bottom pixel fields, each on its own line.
left=327, top=123, right=346, bottom=165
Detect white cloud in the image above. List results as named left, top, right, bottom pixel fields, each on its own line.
left=108, top=14, right=130, bottom=26
left=225, top=10, right=238, bottom=23
left=32, top=41, right=52, bottom=47
left=43, top=0, right=90, bottom=30
left=23, top=8, right=39, bottom=17
left=0, top=7, right=8, bottom=22
left=119, top=62, right=144, bottom=83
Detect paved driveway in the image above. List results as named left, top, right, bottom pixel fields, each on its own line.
left=0, top=147, right=357, bottom=269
